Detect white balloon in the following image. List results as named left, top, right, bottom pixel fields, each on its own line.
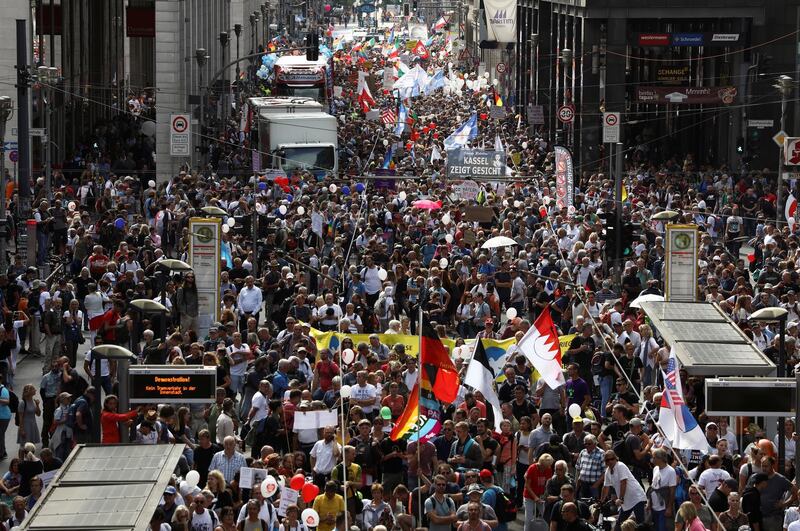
left=484, top=72, right=490, bottom=79
left=568, top=403, right=582, bottom=419
left=445, top=234, right=454, bottom=244
left=399, top=191, right=407, bottom=201
left=502, top=199, right=509, bottom=207
left=301, top=508, right=320, bottom=528
left=439, top=258, right=448, bottom=268
left=226, top=217, right=236, bottom=227
left=340, top=384, right=352, bottom=398
left=514, top=200, right=522, bottom=209
left=329, top=184, right=337, bottom=193
left=279, top=205, right=288, bottom=215
left=382, top=139, right=389, bottom=146
left=261, top=475, right=279, bottom=498
left=297, top=206, right=306, bottom=215
left=442, top=213, right=451, bottom=225
left=221, top=224, right=230, bottom=233
left=148, top=180, right=156, bottom=188
left=67, top=201, right=76, bottom=211
left=185, top=470, right=200, bottom=488
left=522, top=141, right=529, bottom=149
left=341, top=348, right=356, bottom=366
left=141, top=120, right=156, bottom=137
left=506, top=307, right=517, bottom=320
left=378, top=268, right=388, bottom=281
left=492, top=78, right=499, bottom=86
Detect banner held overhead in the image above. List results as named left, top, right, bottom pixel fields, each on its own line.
left=553, top=146, right=574, bottom=209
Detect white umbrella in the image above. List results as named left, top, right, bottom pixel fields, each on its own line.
left=629, top=294, right=665, bottom=308
left=481, top=236, right=518, bottom=249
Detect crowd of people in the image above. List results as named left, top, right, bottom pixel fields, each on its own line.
left=1, top=15, right=799, bottom=531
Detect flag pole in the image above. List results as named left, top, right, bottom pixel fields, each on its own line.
left=417, top=303, right=423, bottom=525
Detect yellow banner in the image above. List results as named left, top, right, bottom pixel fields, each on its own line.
left=559, top=334, right=576, bottom=355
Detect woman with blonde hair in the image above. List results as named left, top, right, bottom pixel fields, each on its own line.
left=206, top=469, right=233, bottom=514
left=524, top=453, right=554, bottom=525
left=676, top=501, right=706, bottom=531
left=16, top=384, right=41, bottom=448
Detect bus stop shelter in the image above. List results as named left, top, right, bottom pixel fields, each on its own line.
left=19, top=443, right=184, bottom=531
left=638, top=301, right=776, bottom=376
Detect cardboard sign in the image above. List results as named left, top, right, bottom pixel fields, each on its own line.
left=463, top=206, right=495, bottom=223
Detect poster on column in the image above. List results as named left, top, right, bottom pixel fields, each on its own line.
left=483, top=0, right=517, bottom=43
left=188, top=218, right=221, bottom=337
left=553, top=146, right=574, bottom=209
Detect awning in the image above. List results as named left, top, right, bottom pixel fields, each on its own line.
left=639, top=301, right=776, bottom=376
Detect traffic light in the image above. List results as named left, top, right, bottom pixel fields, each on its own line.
left=306, top=32, right=320, bottom=61
left=403, top=3, right=410, bottom=16
left=599, top=211, right=618, bottom=261
left=621, top=222, right=635, bottom=258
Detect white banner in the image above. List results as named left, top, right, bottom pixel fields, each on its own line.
left=189, top=218, right=221, bottom=337
left=483, top=0, right=517, bottom=43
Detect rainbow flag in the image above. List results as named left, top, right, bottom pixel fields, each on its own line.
left=494, top=91, right=503, bottom=107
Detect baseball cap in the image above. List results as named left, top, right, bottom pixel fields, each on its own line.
left=479, top=469, right=493, bottom=480
left=723, top=479, right=738, bottom=490
left=467, top=484, right=483, bottom=494
left=164, top=486, right=177, bottom=495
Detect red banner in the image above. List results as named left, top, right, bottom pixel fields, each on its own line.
left=638, top=33, right=670, bottom=46
left=634, top=86, right=737, bottom=105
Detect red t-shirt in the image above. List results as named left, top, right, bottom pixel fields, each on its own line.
left=524, top=463, right=553, bottom=499
left=316, top=360, right=340, bottom=392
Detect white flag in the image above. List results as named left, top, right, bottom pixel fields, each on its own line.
left=430, top=145, right=442, bottom=162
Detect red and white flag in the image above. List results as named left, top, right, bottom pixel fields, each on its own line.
left=786, top=193, right=797, bottom=232
left=413, top=41, right=429, bottom=59
left=356, top=72, right=376, bottom=113
left=381, top=109, right=397, bottom=125
left=516, top=307, right=565, bottom=390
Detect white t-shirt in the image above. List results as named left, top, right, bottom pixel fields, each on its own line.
left=604, top=461, right=647, bottom=511
left=351, top=383, right=377, bottom=414
left=784, top=506, right=800, bottom=530
left=189, top=507, right=217, bottom=531
left=226, top=344, right=251, bottom=377
left=697, top=468, right=731, bottom=493
left=250, top=391, right=269, bottom=424
left=85, top=349, right=110, bottom=377
left=649, top=464, right=677, bottom=511
left=310, top=439, right=341, bottom=474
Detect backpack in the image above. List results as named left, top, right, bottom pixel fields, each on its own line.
left=2, top=386, right=18, bottom=416
left=612, top=436, right=630, bottom=465
left=489, top=486, right=517, bottom=523
left=66, top=396, right=87, bottom=430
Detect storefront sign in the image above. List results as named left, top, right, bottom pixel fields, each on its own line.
left=554, top=146, right=574, bottom=209
left=638, top=33, right=670, bottom=46
left=710, top=33, right=740, bottom=43
left=634, top=86, right=737, bottom=105
left=665, top=225, right=698, bottom=302
left=188, top=218, right=221, bottom=337
left=656, top=66, right=690, bottom=83
left=672, top=33, right=704, bottom=46
left=446, top=149, right=507, bottom=178
left=129, top=366, right=217, bottom=404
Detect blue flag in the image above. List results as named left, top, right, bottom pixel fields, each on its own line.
left=443, top=113, right=478, bottom=151
left=424, top=69, right=445, bottom=94
left=395, top=102, right=407, bottom=136
left=382, top=145, right=394, bottom=169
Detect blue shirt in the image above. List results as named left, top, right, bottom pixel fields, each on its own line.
left=272, top=371, right=289, bottom=399
left=481, top=487, right=508, bottom=531
left=0, top=387, right=12, bottom=421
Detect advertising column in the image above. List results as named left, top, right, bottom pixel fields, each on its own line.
left=665, top=224, right=698, bottom=302
left=189, top=217, right=221, bottom=337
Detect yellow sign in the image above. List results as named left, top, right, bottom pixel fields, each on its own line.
left=406, top=40, right=418, bottom=50
left=559, top=334, right=576, bottom=355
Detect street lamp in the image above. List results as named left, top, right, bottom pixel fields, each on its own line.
left=261, top=3, right=269, bottom=43
left=195, top=48, right=209, bottom=166
left=751, top=306, right=789, bottom=472
left=0, top=96, right=12, bottom=274
left=530, top=33, right=538, bottom=106
left=249, top=14, right=256, bottom=55
left=219, top=32, right=229, bottom=129
left=234, top=24, right=243, bottom=83
left=37, top=66, right=58, bottom=202
left=253, top=12, right=261, bottom=51
left=775, top=75, right=794, bottom=227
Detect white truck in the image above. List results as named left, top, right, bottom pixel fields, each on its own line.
left=247, top=96, right=338, bottom=175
